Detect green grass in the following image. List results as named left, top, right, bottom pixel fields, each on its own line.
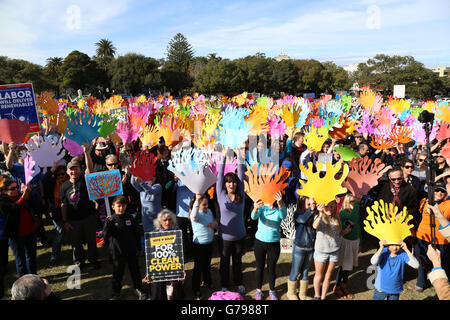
left=3, top=222, right=439, bottom=300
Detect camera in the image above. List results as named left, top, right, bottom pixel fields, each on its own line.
left=418, top=110, right=435, bottom=124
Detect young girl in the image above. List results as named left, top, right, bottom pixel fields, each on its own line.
left=371, top=240, right=419, bottom=300
left=334, top=193, right=362, bottom=299
left=103, top=196, right=146, bottom=300
left=189, top=193, right=218, bottom=300
left=312, top=200, right=349, bottom=300
left=287, top=196, right=316, bottom=300
left=251, top=191, right=286, bottom=300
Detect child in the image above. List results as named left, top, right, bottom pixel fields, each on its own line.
left=371, top=240, right=419, bottom=300
left=312, top=201, right=348, bottom=300
left=189, top=193, right=218, bottom=300
left=251, top=191, right=286, bottom=300
left=287, top=196, right=316, bottom=300
left=334, top=193, right=362, bottom=299
left=103, top=195, right=147, bottom=300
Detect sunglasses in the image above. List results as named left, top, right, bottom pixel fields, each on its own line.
left=403, top=166, right=414, bottom=169
left=435, top=189, right=447, bottom=194
left=106, top=162, right=118, bottom=166
left=7, top=186, right=19, bottom=191
left=56, top=173, right=66, bottom=177
left=390, top=177, right=403, bottom=182
left=417, top=159, right=425, bottom=162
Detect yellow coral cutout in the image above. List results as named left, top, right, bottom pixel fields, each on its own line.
left=103, top=95, right=124, bottom=112
left=140, top=125, right=160, bottom=148
left=297, top=161, right=348, bottom=205
left=387, top=98, right=410, bottom=114
left=202, top=110, right=222, bottom=137
left=435, top=103, right=450, bottom=123
left=245, top=104, right=269, bottom=135
left=303, top=126, right=329, bottom=152
left=363, top=200, right=413, bottom=244
left=137, top=95, right=147, bottom=104
left=280, top=103, right=300, bottom=128
left=358, top=90, right=376, bottom=110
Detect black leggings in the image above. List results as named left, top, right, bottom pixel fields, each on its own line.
left=192, top=242, right=213, bottom=293
left=254, top=239, right=280, bottom=291
left=219, top=238, right=245, bottom=288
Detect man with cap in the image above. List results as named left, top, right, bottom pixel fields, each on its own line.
left=281, top=158, right=301, bottom=207
left=414, top=181, right=450, bottom=292
left=90, top=137, right=114, bottom=173
left=60, top=143, right=100, bottom=269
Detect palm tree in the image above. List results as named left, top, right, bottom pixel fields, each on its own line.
left=95, top=39, right=117, bottom=71
left=45, top=57, right=63, bottom=77
left=45, top=57, right=63, bottom=96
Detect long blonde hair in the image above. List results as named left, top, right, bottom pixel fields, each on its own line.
left=318, top=200, right=341, bottom=234
left=341, top=194, right=356, bottom=213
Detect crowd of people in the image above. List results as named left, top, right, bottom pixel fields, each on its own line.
left=0, top=92, right=449, bottom=301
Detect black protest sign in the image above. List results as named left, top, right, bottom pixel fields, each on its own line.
left=145, top=230, right=184, bottom=282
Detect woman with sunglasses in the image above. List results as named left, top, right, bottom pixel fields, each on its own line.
left=42, top=163, right=69, bottom=267
left=0, top=178, right=38, bottom=278
left=414, top=182, right=450, bottom=292
left=400, top=159, right=425, bottom=199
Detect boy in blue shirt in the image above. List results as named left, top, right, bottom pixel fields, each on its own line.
left=371, top=240, right=419, bottom=300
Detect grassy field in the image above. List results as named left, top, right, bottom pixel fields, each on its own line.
left=3, top=222, right=439, bottom=301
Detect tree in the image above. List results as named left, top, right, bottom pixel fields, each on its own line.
left=293, top=59, right=329, bottom=94
left=108, top=53, right=161, bottom=95
left=352, top=54, right=444, bottom=98
left=94, top=39, right=117, bottom=71
left=0, top=56, right=53, bottom=93
left=45, top=57, right=63, bottom=96
left=59, top=50, right=106, bottom=94
left=166, top=33, right=194, bottom=74
left=234, top=54, right=275, bottom=94
left=271, top=60, right=299, bottom=94
left=321, top=61, right=351, bottom=94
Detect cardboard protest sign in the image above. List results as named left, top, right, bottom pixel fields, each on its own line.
left=0, top=118, right=30, bottom=144
left=109, top=106, right=128, bottom=122
left=145, top=230, right=185, bottom=282
left=0, top=83, right=40, bottom=133
left=85, top=169, right=123, bottom=201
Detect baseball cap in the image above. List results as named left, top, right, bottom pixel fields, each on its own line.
left=434, top=181, right=447, bottom=193
left=354, top=132, right=363, bottom=137
left=67, top=159, right=81, bottom=169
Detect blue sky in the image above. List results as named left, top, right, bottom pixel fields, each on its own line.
left=1, top=0, right=449, bottom=68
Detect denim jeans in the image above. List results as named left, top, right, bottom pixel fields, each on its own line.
left=289, top=245, right=313, bottom=281
left=50, top=220, right=64, bottom=261
left=8, top=232, right=37, bottom=277
left=372, top=288, right=399, bottom=300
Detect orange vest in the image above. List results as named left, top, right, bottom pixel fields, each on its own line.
left=416, top=199, right=450, bottom=245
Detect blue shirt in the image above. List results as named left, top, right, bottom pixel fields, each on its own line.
left=252, top=205, right=287, bottom=243
left=375, top=248, right=410, bottom=294
left=190, top=200, right=215, bottom=244
left=130, top=176, right=162, bottom=233
left=173, top=180, right=195, bottom=218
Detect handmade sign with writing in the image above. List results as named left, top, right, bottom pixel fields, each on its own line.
left=145, top=230, right=185, bottom=282
left=85, top=169, right=123, bottom=201
left=0, top=83, right=40, bottom=133
left=109, top=106, right=128, bottom=122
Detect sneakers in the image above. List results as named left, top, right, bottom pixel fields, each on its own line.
left=237, top=285, right=245, bottom=295
left=269, top=290, right=278, bottom=300
left=255, top=290, right=263, bottom=300
left=135, top=289, right=148, bottom=300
